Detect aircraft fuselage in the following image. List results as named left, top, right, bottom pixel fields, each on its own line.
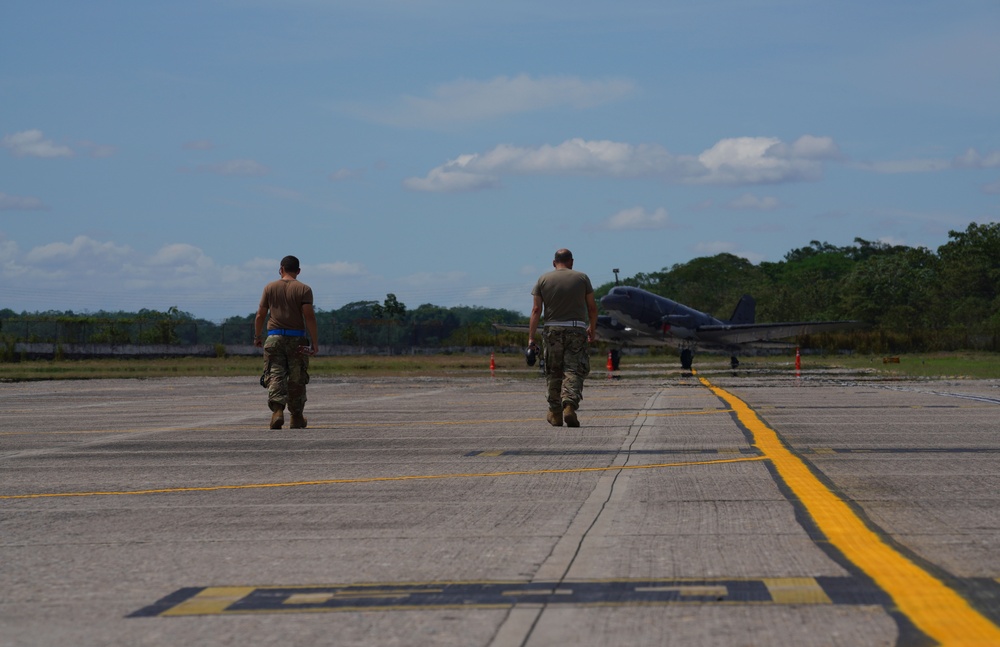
left=600, top=286, right=721, bottom=342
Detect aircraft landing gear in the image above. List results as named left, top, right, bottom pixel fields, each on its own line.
left=680, top=349, right=694, bottom=371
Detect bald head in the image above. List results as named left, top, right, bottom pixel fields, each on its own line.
left=553, top=249, right=574, bottom=266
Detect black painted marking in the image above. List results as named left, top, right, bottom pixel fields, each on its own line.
left=128, top=587, right=205, bottom=618
left=131, top=577, right=887, bottom=617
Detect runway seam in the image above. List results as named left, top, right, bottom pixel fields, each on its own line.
left=492, top=392, right=658, bottom=647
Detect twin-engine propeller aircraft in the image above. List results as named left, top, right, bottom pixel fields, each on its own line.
left=495, top=282, right=861, bottom=370
left=598, top=285, right=861, bottom=369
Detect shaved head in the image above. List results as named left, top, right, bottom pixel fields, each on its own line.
left=554, top=249, right=573, bottom=264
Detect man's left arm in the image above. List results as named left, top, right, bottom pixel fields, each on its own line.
left=585, top=292, right=598, bottom=342
left=253, top=304, right=268, bottom=348
left=528, top=294, right=543, bottom=348
left=302, top=304, right=319, bottom=355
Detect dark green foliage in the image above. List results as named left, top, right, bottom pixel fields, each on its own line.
left=4, top=223, right=1000, bottom=353
left=592, top=223, right=1000, bottom=352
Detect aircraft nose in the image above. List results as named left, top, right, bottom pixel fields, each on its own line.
left=601, top=287, right=630, bottom=309
left=600, top=292, right=622, bottom=308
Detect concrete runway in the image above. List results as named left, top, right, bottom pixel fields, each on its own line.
left=3, top=366, right=1000, bottom=646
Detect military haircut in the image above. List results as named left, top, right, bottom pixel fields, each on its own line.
left=280, top=255, right=301, bottom=273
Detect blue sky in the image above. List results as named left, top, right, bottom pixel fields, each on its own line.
left=3, top=0, right=999, bottom=321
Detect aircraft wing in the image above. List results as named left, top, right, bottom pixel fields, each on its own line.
left=694, top=321, right=864, bottom=345
left=492, top=323, right=530, bottom=336
left=491, top=320, right=673, bottom=347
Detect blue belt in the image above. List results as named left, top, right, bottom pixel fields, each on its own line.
left=267, top=329, right=306, bottom=337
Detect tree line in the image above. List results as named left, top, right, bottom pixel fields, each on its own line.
left=601, top=221, right=1000, bottom=354
left=3, top=221, right=1000, bottom=356
left=0, top=299, right=526, bottom=353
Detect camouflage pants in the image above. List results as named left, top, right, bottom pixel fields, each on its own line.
left=543, top=327, right=590, bottom=411
left=263, top=335, right=310, bottom=415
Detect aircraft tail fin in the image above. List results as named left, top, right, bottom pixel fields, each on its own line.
left=729, top=295, right=756, bottom=324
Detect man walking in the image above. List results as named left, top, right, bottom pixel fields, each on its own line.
left=254, top=255, right=318, bottom=429
left=528, top=249, right=598, bottom=427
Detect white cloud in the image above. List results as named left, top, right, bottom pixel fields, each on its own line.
left=601, top=206, right=673, bottom=231
left=22, top=235, right=132, bottom=280
left=2, top=130, right=74, bottom=158
left=405, top=135, right=840, bottom=192
left=24, top=235, right=131, bottom=265
left=0, top=192, right=47, bottom=211
left=0, top=236, right=389, bottom=318
left=955, top=148, right=1000, bottom=169
left=403, top=164, right=501, bottom=193
left=694, top=135, right=840, bottom=185
left=351, top=74, right=635, bottom=128
left=0, top=235, right=24, bottom=273
left=405, top=138, right=697, bottom=192
left=780, top=135, right=843, bottom=160
left=148, top=243, right=214, bottom=269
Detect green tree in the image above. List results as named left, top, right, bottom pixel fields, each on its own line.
left=935, top=222, right=1000, bottom=347
left=843, top=247, right=937, bottom=332
left=760, top=243, right=855, bottom=320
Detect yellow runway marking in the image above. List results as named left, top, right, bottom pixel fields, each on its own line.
left=699, top=375, right=1000, bottom=646
left=161, top=587, right=257, bottom=617
left=0, top=456, right=765, bottom=500
left=132, top=576, right=849, bottom=617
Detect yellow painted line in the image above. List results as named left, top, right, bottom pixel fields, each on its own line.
left=0, top=456, right=766, bottom=500
left=160, top=586, right=257, bottom=617
left=762, top=578, right=832, bottom=605
left=284, top=589, right=445, bottom=604
left=699, top=375, right=1000, bottom=646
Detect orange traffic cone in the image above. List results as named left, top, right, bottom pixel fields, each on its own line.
left=607, top=351, right=613, bottom=371
left=795, top=347, right=801, bottom=371
left=490, top=353, right=496, bottom=372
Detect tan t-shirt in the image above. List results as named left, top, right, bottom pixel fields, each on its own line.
left=532, top=268, right=593, bottom=324
left=259, top=278, right=314, bottom=330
